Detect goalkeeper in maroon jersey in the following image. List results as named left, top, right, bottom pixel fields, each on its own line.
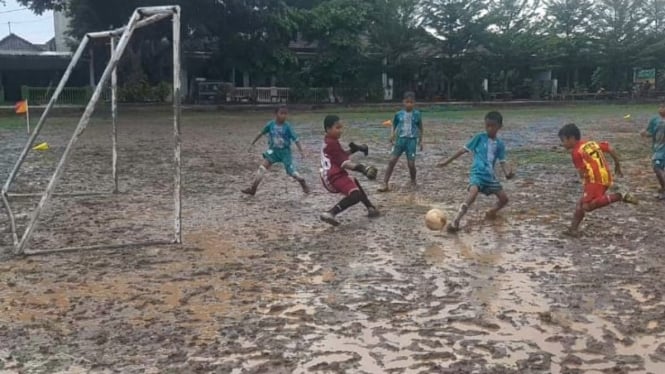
left=319, top=115, right=380, bottom=226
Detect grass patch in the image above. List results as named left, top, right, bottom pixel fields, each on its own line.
left=511, top=148, right=569, bottom=165
left=0, top=116, right=26, bottom=130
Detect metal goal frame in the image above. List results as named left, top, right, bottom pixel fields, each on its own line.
left=1, top=5, right=182, bottom=255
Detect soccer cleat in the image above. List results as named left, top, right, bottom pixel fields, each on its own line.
left=621, top=192, right=638, bottom=205
left=299, top=180, right=310, bottom=194
left=562, top=228, right=582, bottom=238
left=367, top=206, right=380, bottom=218
left=377, top=184, right=391, bottom=193
left=320, top=212, right=340, bottom=226
left=241, top=187, right=256, bottom=196
left=485, top=210, right=498, bottom=220
left=446, top=222, right=459, bottom=234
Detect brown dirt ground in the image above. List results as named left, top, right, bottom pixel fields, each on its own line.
left=0, top=105, right=664, bottom=373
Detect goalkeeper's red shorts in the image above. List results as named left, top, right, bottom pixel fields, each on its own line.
left=322, top=175, right=359, bottom=196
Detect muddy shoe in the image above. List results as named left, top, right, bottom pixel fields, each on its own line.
left=562, top=228, right=582, bottom=238
left=367, top=206, right=380, bottom=218
left=622, top=192, right=638, bottom=205
left=656, top=192, right=665, bottom=201
left=320, top=212, right=340, bottom=226
left=241, top=187, right=256, bottom=196
left=485, top=210, right=498, bottom=220
left=446, top=217, right=461, bottom=233
left=377, top=184, right=391, bottom=193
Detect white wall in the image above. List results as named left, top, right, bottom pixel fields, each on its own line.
left=53, top=9, right=71, bottom=52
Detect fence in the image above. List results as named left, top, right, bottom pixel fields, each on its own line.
left=21, top=86, right=112, bottom=106
left=227, top=87, right=290, bottom=103
left=0, top=87, right=4, bottom=104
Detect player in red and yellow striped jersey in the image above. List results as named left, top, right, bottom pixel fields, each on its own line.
left=558, top=124, right=638, bottom=237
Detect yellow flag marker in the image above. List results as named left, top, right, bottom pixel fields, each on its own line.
left=33, top=142, right=49, bottom=151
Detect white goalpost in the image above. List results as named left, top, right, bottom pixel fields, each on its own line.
left=1, top=5, right=182, bottom=255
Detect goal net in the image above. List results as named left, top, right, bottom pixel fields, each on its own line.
left=1, top=6, right=182, bottom=255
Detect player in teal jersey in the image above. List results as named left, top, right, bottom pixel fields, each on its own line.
left=438, top=111, right=514, bottom=232
left=378, top=91, right=423, bottom=192
left=242, top=106, right=309, bottom=196
left=641, top=102, right=665, bottom=200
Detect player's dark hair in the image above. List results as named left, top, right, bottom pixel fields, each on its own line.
left=485, top=111, right=503, bottom=127
left=324, top=115, right=340, bottom=131
left=275, top=105, right=288, bottom=113
left=404, top=91, right=415, bottom=100
left=558, top=123, right=581, bottom=140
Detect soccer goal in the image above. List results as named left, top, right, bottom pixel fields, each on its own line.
left=1, top=6, right=182, bottom=255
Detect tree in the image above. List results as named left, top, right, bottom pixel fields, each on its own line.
left=543, top=0, right=595, bottom=89
left=591, top=0, right=648, bottom=91
left=366, top=0, right=428, bottom=94
left=422, top=0, right=490, bottom=99
left=639, top=0, right=665, bottom=71
left=486, top=0, right=542, bottom=93
left=642, top=0, right=665, bottom=33
left=15, top=0, right=298, bottom=87
left=13, top=0, right=66, bottom=14
left=297, top=0, right=372, bottom=90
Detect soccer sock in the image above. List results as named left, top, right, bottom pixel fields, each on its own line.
left=329, top=191, right=361, bottom=215
left=253, top=165, right=267, bottom=186
left=356, top=183, right=374, bottom=209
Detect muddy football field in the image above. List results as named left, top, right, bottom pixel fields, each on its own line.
left=0, top=104, right=664, bottom=373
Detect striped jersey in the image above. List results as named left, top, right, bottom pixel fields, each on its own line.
left=571, top=140, right=612, bottom=186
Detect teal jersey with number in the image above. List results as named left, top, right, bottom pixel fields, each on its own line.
left=393, top=109, right=422, bottom=139
left=261, top=120, right=299, bottom=150
left=465, top=132, right=506, bottom=184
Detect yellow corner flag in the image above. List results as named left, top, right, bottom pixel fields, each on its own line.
left=15, top=100, right=28, bottom=114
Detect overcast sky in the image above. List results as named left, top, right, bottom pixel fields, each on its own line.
left=0, top=0, right=54, bottom=44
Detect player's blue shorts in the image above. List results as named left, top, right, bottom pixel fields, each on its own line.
left=469, top=176, right=503, bottom=195
left=391, top=137, right=417, bottom=161
left=263, top=148, right=296, bottom=176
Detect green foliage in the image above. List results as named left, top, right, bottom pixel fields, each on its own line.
left=118, top=80, right=171, bottom=103
left=422, top=0, right=491, bottom=99
left=297, top=0, right=372, bottom=87
left=12, top=0, right=665, bottom=100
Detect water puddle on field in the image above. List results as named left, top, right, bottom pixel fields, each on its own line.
left=282, top=221, right=665, bottom=372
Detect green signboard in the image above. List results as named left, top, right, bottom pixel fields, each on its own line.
left=635, top=68, right=656, bottom=83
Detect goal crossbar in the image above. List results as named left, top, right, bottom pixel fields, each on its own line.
left=1, top=5, right=182, bottom=255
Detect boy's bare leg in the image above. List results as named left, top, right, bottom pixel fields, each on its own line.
left=448, top=186, right=479, bottom=232
left=564, top=200, right=586, bottom=237
left=407, top=160, right=417, bottom=186
left=291, top=172, right=310, bottom=194
left=486, top=190, right=509, bottom=219
left=565, top=192, right=628, bottom=236
left=242, top=160, right=271, bottom=195
left=379, top=156, right=399, bottom=192
left=654, top=166, right=665, bottom=199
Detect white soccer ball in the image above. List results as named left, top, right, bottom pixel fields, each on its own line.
left=425, top=209, right=447, bottom=231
